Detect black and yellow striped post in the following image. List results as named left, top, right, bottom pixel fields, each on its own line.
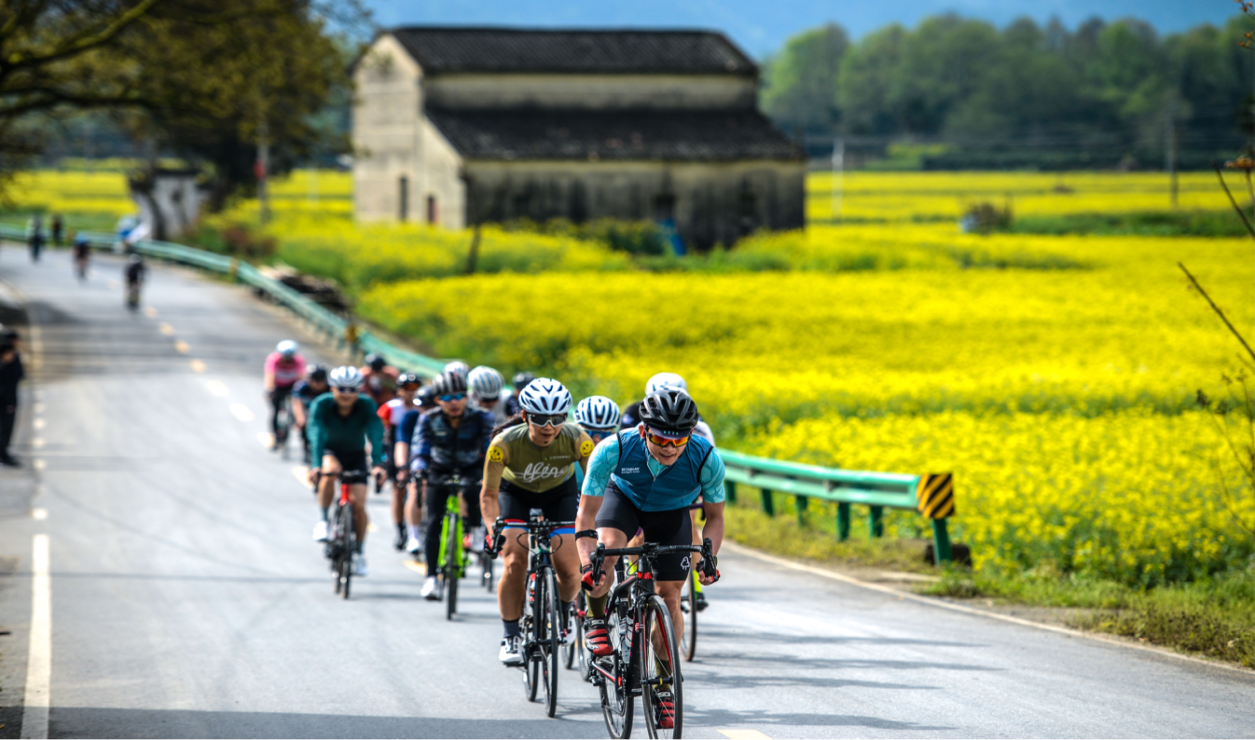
left=917, top=472, right=955, bottom=563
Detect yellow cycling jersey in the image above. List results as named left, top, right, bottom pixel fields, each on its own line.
left=484, top=422, right=593, bottom=493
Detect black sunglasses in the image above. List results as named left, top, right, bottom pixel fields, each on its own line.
left=527, top=413, right=566, bottom=428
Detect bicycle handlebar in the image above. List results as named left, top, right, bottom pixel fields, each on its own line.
left=588, top=537, right=716, bottom=587
left=486, top=517, right=577, bottom=558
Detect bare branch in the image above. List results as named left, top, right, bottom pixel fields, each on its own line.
left=1180, top=262, right=1255, bottom=365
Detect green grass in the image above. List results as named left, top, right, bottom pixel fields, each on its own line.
left=0, top=209, right=120, bottom=233
left=1010, top=210, right=1247, bottom=237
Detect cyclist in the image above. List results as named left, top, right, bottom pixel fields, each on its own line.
left=360, top=354, right=399, bottom=406
left=263, top=340, right=307, bottom=451
left=397, top=383, right=437, bottom=556
left=576, top=390, right=726, bottom=727
left=468, top=365, right=508, bottom=425
left=573, top=396, right=621, bottom=489
left=444, top=360, right=470, bottom=382
left=124, top=253, right=146, bottom=308
left=307, top=366, right=387, bottom=576
left=379, top=373, right=422, bottom=550
left=410, top=371, right=494, bottom=598
left=503, top=371, right=535, bottom=417
left=481, top=378, right=593, bottom=665
left=292, top=365, right=331, bottom=462
left=72, top=234, right=91, bottom=280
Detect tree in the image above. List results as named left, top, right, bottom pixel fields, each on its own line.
left=836, top=24, right=906, bottom=135
left=760, top=23, right=849, bottom=135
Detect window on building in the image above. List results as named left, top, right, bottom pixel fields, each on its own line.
left=426, top=195, right=438, bottom=225
left=398, top=176, right=409, bottom=221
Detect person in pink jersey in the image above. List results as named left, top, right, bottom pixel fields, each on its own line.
left=264, top=340, right=307, bottom=450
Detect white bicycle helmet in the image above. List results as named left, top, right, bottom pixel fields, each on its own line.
left=468, top=366, right=503, bottom=399
left=645, top=372, right=687, bottom=395
left=517, top=378, right=572, bottom=416
left=276, top=340, right=298, bottom=357
left=329, top=365, right=364, bottom=390
left=575, top=396, right=621, bottom=430
left=444, top=360, right=470, bottom=381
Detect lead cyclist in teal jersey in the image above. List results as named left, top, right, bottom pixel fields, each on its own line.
left=574, top=391, right=725, bottom=676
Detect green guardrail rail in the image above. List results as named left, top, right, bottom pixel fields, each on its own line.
left=2, top=222, right=958, bottom=563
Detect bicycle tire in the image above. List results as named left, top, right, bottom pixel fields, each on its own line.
left=331, top=504, right=348, bottom=594
left=445, top=511, right=460, bottom=620
left=483, top=552, right=495, bottom=592
left=680, top=571, right=697, bottom=662
left=599, top=609, right=633, bottom=738
left=341, top=506, right=356, bottom=601
left=542, top=568, right=561, bottom=717
left=523, top=572, right=541, bottom=702
left=563, top=592, right=580, bottom=670
left=641, top=594, right=682, bottom=738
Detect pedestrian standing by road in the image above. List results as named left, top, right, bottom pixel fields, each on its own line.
left=0, top=333, right=25, bottom=467
left=50, top=214, right=63, bottom=246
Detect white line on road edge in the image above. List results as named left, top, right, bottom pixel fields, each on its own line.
left=31, top=508, right=47, bottom=520
left=723, top=541, right=1255, bottom=678
left=229, top=403, right=254, bottom=422
left=21, top=534, right=51, bottom=740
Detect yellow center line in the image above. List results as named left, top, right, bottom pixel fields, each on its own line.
left=143, top=306, right=157, bottom=318
left=291, top=466, right=312, bottom=488
left=159, top=323, right=174, bottom=336
left=190, top=360, right=206, bottom=373
left=174, top=340, right=189, bottom=354
left=403, top=560, right=428, bottom=576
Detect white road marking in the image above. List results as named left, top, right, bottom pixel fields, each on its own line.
left=32, top=418, right=44, bottom=430
left=719, top=731, right=772, bottom=740
left=107, top=279, right=120, bottom=289
left=159, top=323, right=174, bottom=336
left=31, top=508, right=47, bottom=520
left=205, top=380, right=230, bottom=397
left=33, top=459, right=45, bottom=471
left=32, top=438, right=43, bottom=448
left=32, top=403, right=44, bottom=414
left=189, top=360, right=206, bottom=373
left=21, top=534, right=50, bottom=740
left=143, top=306, right=157, bottom=318
left=229, top=404, right=254, bottom=422
left=174, top=340, right=189, bottom=354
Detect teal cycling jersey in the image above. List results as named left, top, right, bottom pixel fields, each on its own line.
left=308, top=393, right=387, bottom=468
left=581, top=429, right=725, bottom=512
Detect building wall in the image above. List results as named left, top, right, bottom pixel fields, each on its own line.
left=463, top=160, right=805, bottom=249
left=353, top=35, right=423, bottom=222
left=425, top=73, right=756, bottom=110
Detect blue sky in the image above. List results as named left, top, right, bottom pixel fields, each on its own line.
left=362, top=0, right=1242, bottom=57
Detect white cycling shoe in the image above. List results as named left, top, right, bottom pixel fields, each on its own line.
left=499, top=636, right=524, bottom=665
left=353, top=554, right=368, bottom=576
left=406, top=535, right=422, bottom=555
left=312, top=520, right=328, bottom=542
left=421, top=576, right=440, bottom=600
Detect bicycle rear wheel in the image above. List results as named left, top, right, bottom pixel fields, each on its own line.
left=599, top=609, right=633, bottom=738
left=542, top=568, right=561, bottom=717
left=680, top=570, right=697, bottom=662
left=340, top=506, right=356, bottom=600
left=523, top=572, right=541, bottom=702
left=563, top=592, right=582, bottom=670
left=641, top=594, right=681, bottom=738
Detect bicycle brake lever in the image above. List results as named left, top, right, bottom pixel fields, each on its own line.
left=700, top=537, right=717, bottom=577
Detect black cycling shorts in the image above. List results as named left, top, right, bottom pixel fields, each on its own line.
left=499, top=477, right=579, bottom=533
left=595, top=480, right=692, bottom=582
left=323, top=448, right=368, bottom=482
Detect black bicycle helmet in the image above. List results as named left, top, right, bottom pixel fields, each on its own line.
left=430, top=370, right=467, bottom=397
left=638, top=390, right=700, bottom=434
left=365, top=353, right=386, bottom=372
left=307, top=364, right=329, bottom=383
left=513, top=371, right=536, bottom=390
left=398, top=372, right=421, bottom=388
left=417, top=385, right=436, bottom=407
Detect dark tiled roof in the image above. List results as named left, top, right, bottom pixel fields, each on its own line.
left=426, top=108, right=803, bottom=162
left=390, top=27, right=755, bottom=76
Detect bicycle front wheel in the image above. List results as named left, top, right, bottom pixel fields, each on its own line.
left=563, top=592, right=582, bottom=670
left=444, top=513, right=460, bottom=620
left=641, top=594, right=682, bottom=738
left=523, top=572, right=541, bottom=702
left=542, top=568, right=561, bottom=717
left=340, top=506, right=356, bottom=601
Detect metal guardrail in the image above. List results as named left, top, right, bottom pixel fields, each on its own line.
left=2, top=222, right=957, bottom=563
left=719, top=451, right=955, bottom=563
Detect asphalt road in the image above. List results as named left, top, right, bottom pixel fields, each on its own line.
left=0, top=244, right=1252, bottom=739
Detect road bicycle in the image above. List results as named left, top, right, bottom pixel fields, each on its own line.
left=430, top=473, right=478, bottom=620
left=586, top=538, right=716, bottom=739
left=272, top=391, right=293, bottom=459
left=490, top=513, right=575, bottom=718
left=564, top=591, right=588, bottom=676
left=320, top=468, right=369, bottom=600
left=678, top=567, right=699, bottom=662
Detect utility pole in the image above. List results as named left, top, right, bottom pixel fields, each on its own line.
left=256, top=118, right=270, bottom=225
left=1166, top=100, right=1178, bottom=209
left=830, top=137, right=845, bottom=223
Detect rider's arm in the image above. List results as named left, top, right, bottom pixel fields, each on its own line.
left=262, top=353, right=278, bottom=392
left=698, top=450, right=728, bottom=557
left=362, top=398, right=387, bottom=468
left=479, top=438, right=509, bottom=533
left=575, top=436, right=619, bottom=566
left=307, top=396, right=328, bottom=467
left=410, top=412, right=433, bottom=476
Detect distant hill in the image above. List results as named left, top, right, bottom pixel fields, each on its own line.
left=364, top=0, right=1235, bottom=57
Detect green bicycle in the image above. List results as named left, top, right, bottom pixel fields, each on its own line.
left=431, top=473, right=477, bottom=620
